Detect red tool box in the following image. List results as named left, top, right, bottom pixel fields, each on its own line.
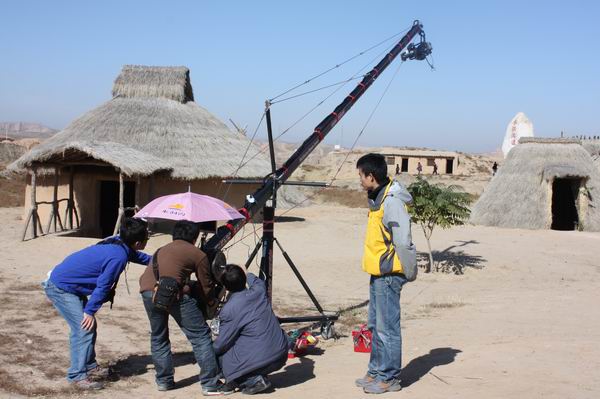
left=352, top=324, right=372, bottom=353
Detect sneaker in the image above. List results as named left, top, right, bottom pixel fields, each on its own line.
left=223, top=381, right=238, bottom=393
left=363, top=378, right=402, bottom=394
left=71, top=378, right=104, bottom=390
left=202, top=381, right=235, bottom=396
left=157, top=381, right=176, bottom=391
left=87, top=366, right=111, bottom=380
left=241, top=376, right=271, bottom=395
left=355, top=374, right=376, bottom=388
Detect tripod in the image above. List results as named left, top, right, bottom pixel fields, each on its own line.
left=222, top=102, right=338, bottom=338
left=243, top=204, right=337, bottom=338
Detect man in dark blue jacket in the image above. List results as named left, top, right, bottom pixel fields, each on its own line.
left=214, top=265, right=289, bottom=395
left=43, top=218, right=151, bottom=390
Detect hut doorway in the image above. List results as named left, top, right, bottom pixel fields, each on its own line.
left=445, top=159, right=454, bottom=174
left=99, top=180, right=136, bottom=237
left=551, top=178, right=580, bottom=231
left=401, top=158, right=409, bottom=173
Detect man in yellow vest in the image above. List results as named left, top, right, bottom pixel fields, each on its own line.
left=355, top=153, right=417, bottom=394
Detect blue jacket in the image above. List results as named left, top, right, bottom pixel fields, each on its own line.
left=213, top=273, right=289, bottom=381
left=49, top=237, right=151, bottom=315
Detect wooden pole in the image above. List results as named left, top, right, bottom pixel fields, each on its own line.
left=46, top=166, right=64, bottom=233
left=71, top=167, right=80, bottom=229
left=21, top=210, right=33, bottom=241
left=65, top=167, right=75, bottom=229
left=31, top=168, right=38, bottom=238
left=135, top=175, right=141, bottom=212
left=113, top=171, right=124, bottom=236
left=22, top=167, right=43, bottom=240
left=149, top=174, right=154, bottom=201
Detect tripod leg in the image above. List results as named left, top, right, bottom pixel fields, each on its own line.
left=260, top=206, right=275, bottom=301
left=274, top=238, right=324, bottom=314
left=244, top=241, right=262, bottom=270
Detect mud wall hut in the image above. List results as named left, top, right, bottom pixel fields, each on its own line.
left=470, top=138, right=600, bottom=231
left=10, top=65, right=271, bottom=238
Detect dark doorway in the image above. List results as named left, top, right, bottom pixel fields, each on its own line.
left=445, top=159, right=454, bottom=174
left=551, top=178, right=580, bottom=231
left=99, top=180, right=136, bottom=238
left=401, top=158, right=409, bottom=172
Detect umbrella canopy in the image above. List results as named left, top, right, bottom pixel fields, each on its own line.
left=135, top=192, right=244, bottom=223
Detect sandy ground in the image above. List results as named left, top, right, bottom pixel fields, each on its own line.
left=0, top=204, right=599, bottom=398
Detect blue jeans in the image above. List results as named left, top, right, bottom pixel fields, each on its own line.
left=141, top=291, right=220, bottom=389
left=43, top=280, right=98, bottom=382
left=367, top=274, right=406, bottom=382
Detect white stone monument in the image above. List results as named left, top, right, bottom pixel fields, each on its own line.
left=502, top=112, right=534, bottom=158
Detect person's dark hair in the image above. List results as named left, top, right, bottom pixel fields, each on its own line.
left=356, top=153, right=388, bottom=184
left=172, top=220, right=201, bottom=244
left=119, top=218, right=149, bottom=247
left=221, top=264, right=247, bottom=292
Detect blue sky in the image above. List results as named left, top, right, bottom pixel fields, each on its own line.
left=1, top=0, right=599, bottom=153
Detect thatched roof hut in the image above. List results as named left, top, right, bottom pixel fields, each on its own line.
left=470, top=138, right=600, bottom=231
left=10, top=65, right=272, bottom=238
left=11, top=65, right=268, bottom=179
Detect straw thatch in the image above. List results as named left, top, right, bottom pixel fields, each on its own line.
left=16, top=141, right=171, bottom=176
left=10, top=65, right=270, bottom=179
left=112, top=65, right=194, bottom=103
left=582, top=141, right=600, bottom=171
left=470, top=138, right=600, bottom=231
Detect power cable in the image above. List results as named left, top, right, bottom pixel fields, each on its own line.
left=220, top=35, right=399, bottom=202
left=269, top=26, right=412, bottom=102
left=232, top=40, right=400, bottom=173
left=270, top=75, right=366, bottom=105
left=278, top=59, right=407, bottom=216
left=218, top=111, right=266, bottom=202
left=229, top=59, right=407, bottom=244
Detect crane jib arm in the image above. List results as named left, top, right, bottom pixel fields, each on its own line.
left=203, top=20, right=428, bottom=257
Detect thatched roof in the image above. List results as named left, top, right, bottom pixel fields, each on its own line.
left=17, top=141, right=171, bottom=176
left=10, top=65, right=270, bottom=179
left=582, top=141, right=600, bottom=172
left=520, top=137, right=579, bottom=144
left=470, top=139, right=600, bottom=231
left=113, top=65, right=194, bottom=103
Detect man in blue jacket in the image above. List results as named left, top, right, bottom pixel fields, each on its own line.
left=43, top=218, right=151, bottom=390
left=214, top=265, right=289, bottom=395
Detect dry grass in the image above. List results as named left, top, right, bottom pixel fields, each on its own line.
left=0, top=276, right=75, bottom=396
left=0, top=329, right=70, bottom=394
left=300, top=164, right=320, bottom=172
left=336, top=308, right=368, bottom=335
left=404, top=301, right=467, bottom=321
left=0, top=173, right=25, bottom=207
left=0, top=368, right=77, bottom=397
left=316, top=187, right=366, bottom=208
left=423, top=301, right=466, bottom=310
left=102, top=313, right=144, bottom=336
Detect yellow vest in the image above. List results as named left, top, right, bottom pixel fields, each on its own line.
left=362, top=182, right=404, bottom=276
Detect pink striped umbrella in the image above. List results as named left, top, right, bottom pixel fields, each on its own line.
left=134, top=192, right=244, bottom=222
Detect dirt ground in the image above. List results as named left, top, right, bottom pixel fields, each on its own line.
left=0, top=204, right=599, bottom=398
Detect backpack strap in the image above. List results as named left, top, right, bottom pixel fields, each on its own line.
left=152, top=248, right=162, bottom=282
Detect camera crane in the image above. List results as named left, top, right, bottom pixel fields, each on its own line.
left=203, top=20, right=432, bottom=337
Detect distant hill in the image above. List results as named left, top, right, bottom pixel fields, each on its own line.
left=0, top=141, right=27, bottom=167
left=0, top=122, right=57, bottom=140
